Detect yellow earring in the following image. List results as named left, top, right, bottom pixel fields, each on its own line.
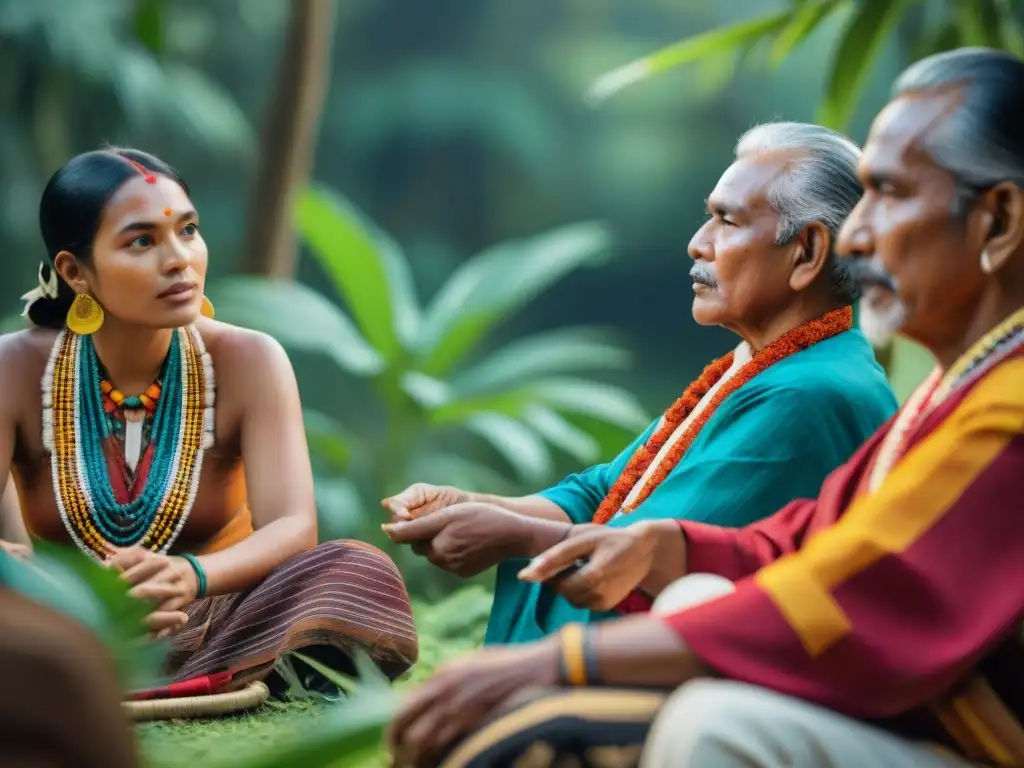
left=66, top=293, right=104, bottom=335
left=200, top=296, right=215, bottom=318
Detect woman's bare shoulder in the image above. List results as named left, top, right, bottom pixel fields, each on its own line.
left=0, top=328, right=59, bottom=406
left=0, top=327, right=59, bottom=372
left=194, top=318, right=293, bottom=382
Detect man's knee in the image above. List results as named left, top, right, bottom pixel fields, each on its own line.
left=641, top=679, right=781, bottom=766
left=651, top=573, right=735, bottom=615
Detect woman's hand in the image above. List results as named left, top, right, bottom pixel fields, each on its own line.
left=383, top=503, right=554, bottom=578
left=388, top=640, right=560, bottom=768
left=0, top=539, right=31, bottom=560
left=107, top=547, right=198, bottom=639
left=381, top=483, right=471, bottom=523
left=517, top=523, right=660, bottom=611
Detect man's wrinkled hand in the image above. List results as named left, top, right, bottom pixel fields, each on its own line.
left=517, top=523, right=658, bottom=611
left=388, top=640, right=560, bottom=768
left=382, top=503, right=536, bottom=578
left=381, top=483, right=470, bottom=523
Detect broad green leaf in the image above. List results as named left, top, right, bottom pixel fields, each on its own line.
left=910, top=18, right=961, bottom=62
left=208, top=276, right=384, bottom=376
left=450, top=327, right=631, bottom=396
left=348, top=647, right=393, bottom=692
left=817, top=0, right=909, bottom=129
left=400, top=371, right=452, bottom=409
left=404, top=452, right=517, bottom=495
left=529, top=378, right=650, bottom=430
left=291, top=648, right=389, bottom=695
left=304, top=409, right=355, bottom=470
left=108, top=48, right=167, bottom=125
left=692, top=49, right=742, bottom=97
left=955, top=0, right=1003, bottom=47
left=585, top=10, right=794, bottom=104
left=464, top=412, right=552, bottom=483
left=2, top=542, right=165, bottom=691
left=297, top=186, right=421, bottom=359
left=132, top=0, right=164, bottom=55
left=522, top=404, right=600, bottom=464
left=432, top=377, right=649, bottom=432
left=206, top=687, right=399, bottom=768
left=161, top=63, right=254, bottom=155
left=561, top=412, right=640, bottom=462
left=771, top=0, right=843, bottom=66
left=996, top=0, right=1024, bottom=57
left=418, top=222, right=612, bottom=376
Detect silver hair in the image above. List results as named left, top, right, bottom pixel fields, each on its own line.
left=735, top=121, right=864, bottom=304
left=892, top=47, right=1024, bottom=212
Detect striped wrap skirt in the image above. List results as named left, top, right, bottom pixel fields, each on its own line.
left=168, top=540, right=418, bottom=688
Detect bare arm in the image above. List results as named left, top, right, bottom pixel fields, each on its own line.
left=0, top=474, right=30, bottom=547
left=386, top=436, right=655, bottom=526
left=593, top=613, right=712, bottom=687
left=468, top=493, right=571, bottom=523
left=0, top=338, right=29, bottom=550
left=191, top=331, right=317, bottom=595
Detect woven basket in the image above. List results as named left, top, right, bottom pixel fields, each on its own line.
left=124, top=680, right=270, bottom=721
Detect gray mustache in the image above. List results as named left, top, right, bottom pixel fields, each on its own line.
left=689, top=263, right=718, bottom=287
left=844, top=259, right=897, bottom=292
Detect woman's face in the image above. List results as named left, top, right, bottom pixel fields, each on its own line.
left=59, top=174, right=208, bottom=329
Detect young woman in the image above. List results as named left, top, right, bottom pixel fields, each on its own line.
left=0, top=148, right=418, bottom=690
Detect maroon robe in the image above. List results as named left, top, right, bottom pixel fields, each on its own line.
left=659, top=351, right=1024, bottom=764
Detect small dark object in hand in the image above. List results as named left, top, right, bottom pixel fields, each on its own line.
left=545, top=558, right=588, bottom=584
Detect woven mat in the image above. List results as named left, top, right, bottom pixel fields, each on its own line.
left=124, top=681, right=270, bottom=721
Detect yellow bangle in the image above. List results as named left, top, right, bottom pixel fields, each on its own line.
left=559, top=624, right=588, bottom=686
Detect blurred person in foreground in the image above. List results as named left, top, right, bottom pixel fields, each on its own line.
left=0, top=148, right=418, bottom=696
left=382, top=122, right=897, bottom=646
left=0, top=588, right=137, bottom=766
left=0, top=548, right=137, bottom=767
left=386, top=47, right=1024, bottom=768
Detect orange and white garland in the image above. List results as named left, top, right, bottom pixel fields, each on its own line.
left=593, top=306, right=855, bottom=524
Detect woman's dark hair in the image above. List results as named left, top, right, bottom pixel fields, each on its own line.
left=27, top=147, right=189, bottom=329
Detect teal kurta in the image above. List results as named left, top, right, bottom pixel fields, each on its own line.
left=485, top=329, right=898, bottom=645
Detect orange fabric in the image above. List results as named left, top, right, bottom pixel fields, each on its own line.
left=199, top=502, right=255, bottom=555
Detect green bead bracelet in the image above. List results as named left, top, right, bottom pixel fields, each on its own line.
left=180, top=553, right=207, bottom=599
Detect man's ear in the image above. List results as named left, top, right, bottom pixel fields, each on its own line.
left=974, top=181, right=1024, bottom=274
left=788, top=221, right=831, bottom=292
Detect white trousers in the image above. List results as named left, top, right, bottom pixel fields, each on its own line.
left=641, top=575, right=976, bottom=768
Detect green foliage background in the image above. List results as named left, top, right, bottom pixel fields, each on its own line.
left=3, top=0, right=1022, bottom=764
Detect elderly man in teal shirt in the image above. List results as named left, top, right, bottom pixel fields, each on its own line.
left=382, top=122, right=897, bottom=644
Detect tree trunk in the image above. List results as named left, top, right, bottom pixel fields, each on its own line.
left=243, top=0, right=336, bottom=278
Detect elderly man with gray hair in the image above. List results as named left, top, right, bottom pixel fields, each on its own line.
left=387, top=48, right=1024, bottom=768
left=381, top=120, right=897, bottom=658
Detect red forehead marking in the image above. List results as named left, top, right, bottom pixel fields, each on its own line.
left=123, top=156, right=157, bottom=184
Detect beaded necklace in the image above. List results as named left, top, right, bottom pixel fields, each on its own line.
left=592, top=306, right=854, bottom=524
left=867, top=305, right=1024, bottom=491
left=101, top=377, right=162, bottom=475
left=42, top=325, right=216, bottom=559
